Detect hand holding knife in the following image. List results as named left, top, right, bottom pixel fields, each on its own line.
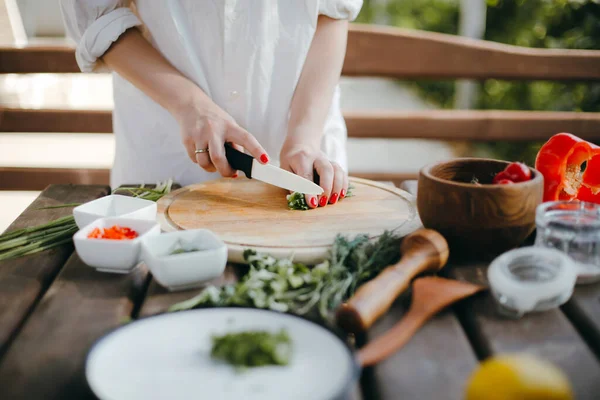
left=224, top=144, right=324, bottom=196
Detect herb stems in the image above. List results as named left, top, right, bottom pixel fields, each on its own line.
left=169, top=231, right=402, bottom=325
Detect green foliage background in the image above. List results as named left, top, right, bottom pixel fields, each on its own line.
left=355, top=0, right=600, bottom=165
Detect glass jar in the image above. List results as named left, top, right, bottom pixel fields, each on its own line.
left=535, top=201, right=600, bottom=284
left=488, top=247, right=577, bottom=319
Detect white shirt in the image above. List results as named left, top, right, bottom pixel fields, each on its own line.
left=60, top=0, right=362, bottom=188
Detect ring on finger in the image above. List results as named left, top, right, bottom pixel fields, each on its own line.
left=195, top=148, right=209, bottom=154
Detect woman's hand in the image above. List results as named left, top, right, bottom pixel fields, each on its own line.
left=280, top=16, right=349, bottom=208
left=175, top=91, right=269, bottom=177
left=280, top=141, right=348, bottom=209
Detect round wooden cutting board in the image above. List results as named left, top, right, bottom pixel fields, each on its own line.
left=157, top=177, right=422, bottom=264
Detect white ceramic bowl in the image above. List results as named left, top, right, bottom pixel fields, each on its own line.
left=74, top=217, right=161, bottom=274
left=73, top=195, right=157, bottom=229
left=140, top=229, right=228, bottom=291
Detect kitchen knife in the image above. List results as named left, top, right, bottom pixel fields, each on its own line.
left=225, top=144, right=324, bottom=195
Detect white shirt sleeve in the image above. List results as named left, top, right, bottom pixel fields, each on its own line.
left=60, top=0, right=142, bottom=72
left=318, top=0, right=363, bottom=21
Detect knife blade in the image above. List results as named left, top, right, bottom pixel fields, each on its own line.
left=225, top=144, right=324, bottom=195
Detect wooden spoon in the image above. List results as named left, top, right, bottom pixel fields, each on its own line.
left=357, top=276, right=486, bottom=367
left=336, top=229, right=449, bottom=333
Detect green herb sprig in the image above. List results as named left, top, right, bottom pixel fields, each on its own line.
left=169, top=230, right=401, bottom=324
left=286, top=184, right=355, bottom=211
left=211, top=329, right=292, bottom=369
left=113, top=179, right=174, bottom=201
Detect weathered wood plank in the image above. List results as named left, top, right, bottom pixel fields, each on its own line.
left=0, top=44, right=78, bottom=73
left=2, top=25, right=600, bottom=80
left=0, top=254, right=148, bottom=399
left=364, top=196, right=478, bottom=400
left=345, top=24, right=600, bottom=80
left=562, top=283, right=600, bottom=357
left=0, top=184, right=109, bottom=358
left=450, top=265, right=600, bottom=400
left=344, top=110, right=600, bottom=142
left=138, top=265, right=240, bottom=317
left=0, top=108, right=113, bottom=133
left=4, top=107, right=600, bottom=143
left=365, top=301, right=478, bottom=400
left=0, top=167, right=110, bottom=190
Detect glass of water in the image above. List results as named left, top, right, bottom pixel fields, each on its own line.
left=535, top=201, right=600, bottom=284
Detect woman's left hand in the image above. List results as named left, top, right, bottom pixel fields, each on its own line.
left=280, top=141, right=348, bottom=209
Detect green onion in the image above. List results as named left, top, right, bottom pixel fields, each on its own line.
left=34, top=203, right=82, bottom=210
left=0, top=226, right=78, bottom=261
left=0, top=215, right=75, bottom=243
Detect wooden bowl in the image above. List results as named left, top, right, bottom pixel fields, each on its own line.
left=417, top=158, right=543, bottom=259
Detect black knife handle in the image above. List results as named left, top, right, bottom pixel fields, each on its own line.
left=313, top=170, right=320, bottom=186
left=225, top=143, right=253, bottom=178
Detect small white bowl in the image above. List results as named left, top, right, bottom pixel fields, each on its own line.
left=140, top=229, right=228, bottom=291
left=73, top=195, right=157, bottom=229
left=74, top=217, right=161, bottom=274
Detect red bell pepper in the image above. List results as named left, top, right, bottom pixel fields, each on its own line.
left=535, top=133, right=600, bottom=203
left=577, top=147, right=600, bottom=203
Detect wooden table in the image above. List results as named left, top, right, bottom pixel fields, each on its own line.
left=1, top=184, right=600, bottom=399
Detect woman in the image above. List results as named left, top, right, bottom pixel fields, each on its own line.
left=60, top=1, right=362, bottom=208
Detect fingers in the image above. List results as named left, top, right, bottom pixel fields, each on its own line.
left=314, top=157, right=334, bottom=207
left=181, top=118, right=217, bottom=173
left=341, top=170, right=349, bottom=200
left=183, top=135, right=217, bottom=173
left=183, top=136, right=199, bottom=165
left=292, top=158, right=319, bottom=209
left=181, top=113, right=261, bottom=177
left=228, top=126, right=269, bottom=164
left=209, top=137, right=236, bottom=177
left=330, top=162, right=346, bottom=204
left=194, top=141, right=216, bottom=173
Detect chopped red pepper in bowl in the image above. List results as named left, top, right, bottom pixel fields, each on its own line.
left=87, top=225, right=139, bottom=240
left=491, top=162, right=533, bottom=185
left=504, top=162, right=532, bottom=182
left=535, top=133, right=600, bottom=203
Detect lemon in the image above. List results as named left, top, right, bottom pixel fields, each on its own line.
left=465, top=354, right=573, bottom=400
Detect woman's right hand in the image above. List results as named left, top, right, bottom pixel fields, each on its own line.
left=174, top=92, right=269, bottom=177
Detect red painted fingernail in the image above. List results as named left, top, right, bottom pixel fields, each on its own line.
left=330, top=193, right=338, bottom=204
left=340, top=189, right=346, bottom=199
left=232, top=173, right=238, bottom=178
left=310, top=197, right=318, bottom=208
left=260, top=154, right=269, bottom=164
left=319, top=196, right=328, bottom=207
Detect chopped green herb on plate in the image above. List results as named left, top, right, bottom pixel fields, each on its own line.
left=211, top=329, right=293, bottom=369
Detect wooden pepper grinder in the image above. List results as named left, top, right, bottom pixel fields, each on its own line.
left=336, top=229, right=449, bottom=333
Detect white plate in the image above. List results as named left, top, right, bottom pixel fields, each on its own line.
left=86, top=309, right=357, bottom=400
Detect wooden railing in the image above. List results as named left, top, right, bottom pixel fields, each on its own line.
left=1, top=24, right=600, bottom=190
